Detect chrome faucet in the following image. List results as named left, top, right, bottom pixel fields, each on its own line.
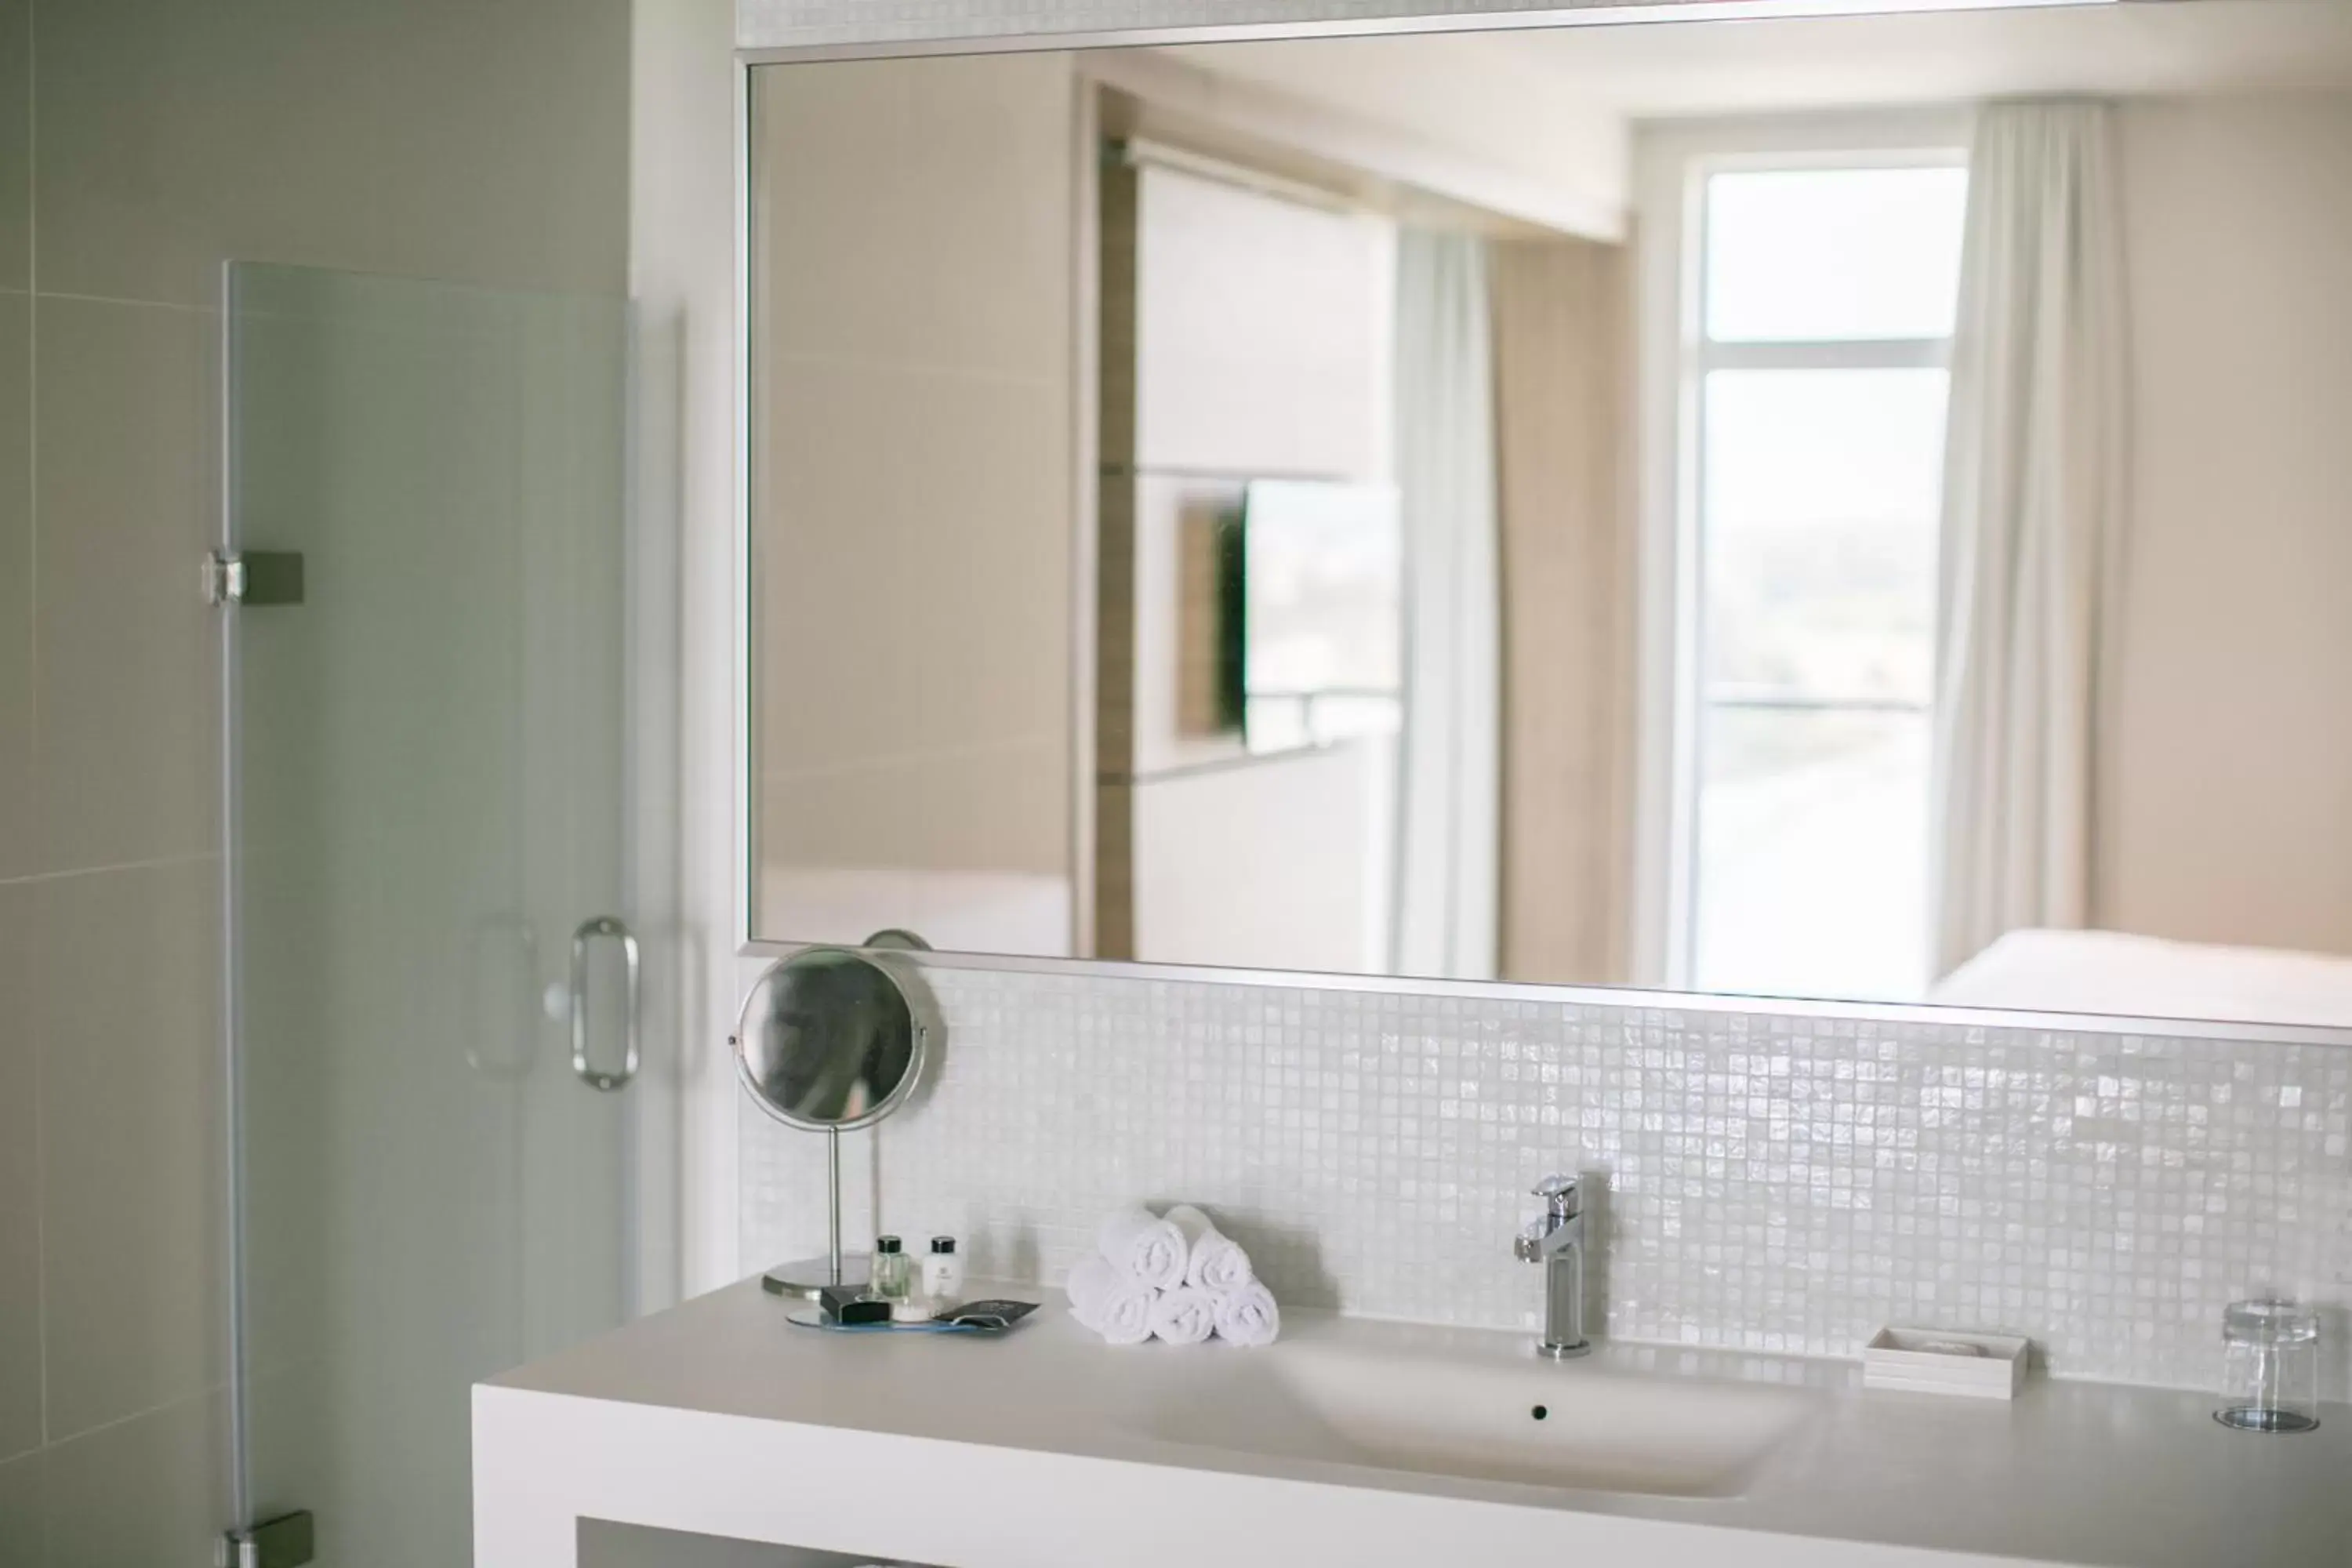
left=1514, top=1174, right=1591, bottom=1359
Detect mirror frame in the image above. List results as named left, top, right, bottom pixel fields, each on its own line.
left=729, top=0, right=2352, bottom=1049
left=732, top=0, right=1995, bottom=59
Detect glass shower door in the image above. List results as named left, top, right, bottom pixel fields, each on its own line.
left=222, top=263, right=641, bottom=1565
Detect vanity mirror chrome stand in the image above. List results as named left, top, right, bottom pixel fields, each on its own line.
left=733, top=939, right=935, bottom=1298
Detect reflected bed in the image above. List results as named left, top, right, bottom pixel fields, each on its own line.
left=1930, top=928, right=2352, bottom=1029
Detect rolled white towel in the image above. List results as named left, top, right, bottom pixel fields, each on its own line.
left=1066, top=1255, right=1155, bottom=1346
left=1097, top=1205, right=1188, bottom=1291
left=1149, top=1285, right=1217, bottom=1346
left=1166, top=1203, right=1254, bottom=1293
left=1211, top=1281, right=1280, bottom=1348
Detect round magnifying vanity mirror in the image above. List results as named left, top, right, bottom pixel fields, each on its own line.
left=732, top=943, right=935, bottom=1298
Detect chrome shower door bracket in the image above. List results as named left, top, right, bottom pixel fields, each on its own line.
left=219, top=1511, right=315, bottom=1568
left=568, top=915, right=641, bottom=1091
left=205, top=549, right=307, bottom=606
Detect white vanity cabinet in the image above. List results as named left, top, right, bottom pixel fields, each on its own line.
left=477, top=1281, right=2349, bottom=1568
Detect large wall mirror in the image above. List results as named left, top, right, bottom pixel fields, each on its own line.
left=746, top=0, right=2352, bottom=1030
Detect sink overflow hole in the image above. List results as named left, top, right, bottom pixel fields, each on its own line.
left=1530, top=1405, right=1548, bottom=1421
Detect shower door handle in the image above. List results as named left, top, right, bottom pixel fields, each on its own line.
left=569, top=916, right=641, bottom=1092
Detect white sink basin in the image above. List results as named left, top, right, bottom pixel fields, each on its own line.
left=1145, top=1341, right=1820, bottom=1498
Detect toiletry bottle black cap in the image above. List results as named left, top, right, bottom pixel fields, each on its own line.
left=931, top=1236, right=956, bottom=1254
left=876, top=1235, right=902, bottom=1254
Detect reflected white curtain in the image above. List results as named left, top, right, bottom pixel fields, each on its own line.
left=1391, top=230, right=1501, bottom=980
left=1930, top=100, right=2128, bottom=978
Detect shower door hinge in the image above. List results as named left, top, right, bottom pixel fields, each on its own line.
left=217, top=1511, right=315, bottom=1568
left=205, top=549, right=306, bottom=607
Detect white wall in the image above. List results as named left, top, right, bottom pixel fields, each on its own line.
left=1133, top=163, right=1394, bottom=483
left=637, top=0, right=757, bottom=1305
left=0, top=0, right=631, bottom=1558
left=2103, top=89, right=2352, bottom=958
left=1133, top=742, right=1396, bottom=972
left=1117, top=162, right=1399, bottom=971
left=1135, top=34, right=1629, bottom=238
left=1117, top=169, right=1396, bottom=791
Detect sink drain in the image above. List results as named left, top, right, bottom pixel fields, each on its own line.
left=1530, top=1405, right=1549, bottom=1421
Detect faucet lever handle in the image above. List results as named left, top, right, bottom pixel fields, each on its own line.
left=1531, top=1174, right=1580, bottom=1218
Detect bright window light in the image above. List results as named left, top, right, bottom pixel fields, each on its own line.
left=1706, top=167, right=1969, bottom=343
left=1683, top=159, right=1967, bottom=1004
left=1703, top=368, right=1947, bottom=708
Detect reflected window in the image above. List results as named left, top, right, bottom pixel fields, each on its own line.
left=1241, top=479, right=1404, bottom=756
left=1684, top=159, right=1967, bottom=1002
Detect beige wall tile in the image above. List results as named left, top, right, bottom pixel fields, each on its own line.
left=0, top=0, right=24, bottom=291
left=2105, top=94, right=2352, bottom=956
left=1491, top=237, right=1635, bottom=987
left=0, top=884, right=38, bottom=1463
left=33, top=0, right=630, bottom=309
left=757, top=358, right=1071, bottom=807
left=31, top=296, right=216, bottom=873
left=229, top=849, right=328, bottom=1380
left=40, top=1392, right=230, bottom=1568
left=35, top=860, right=225, bottom=1441
left=0, top=1450, right=42, bottom=1568
left=5, top=0, right=644, bottom=1552
left=760, top=739, right=1069, bottom=876
left=241, top=1362, right=328, bottom=1544
left=748, top=49, right=1080, bottom=946
left=0, top=293, right=25, bottom=880
left=752, top=52, right=1075, bottom=382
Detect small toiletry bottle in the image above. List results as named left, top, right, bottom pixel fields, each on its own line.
left=924, top=1236, right=964, bottom=1305
left=871, top=1235, right=912, bottom=1304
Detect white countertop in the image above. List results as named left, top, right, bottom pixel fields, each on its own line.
left=475, top=1279, right=2350, bottom=1567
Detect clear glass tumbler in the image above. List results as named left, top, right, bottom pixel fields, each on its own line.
left=2216, top=1298, right=2321, bottom=1433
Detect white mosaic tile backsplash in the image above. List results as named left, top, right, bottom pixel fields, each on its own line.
left=741, top=967, right=2352, bottom=1396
